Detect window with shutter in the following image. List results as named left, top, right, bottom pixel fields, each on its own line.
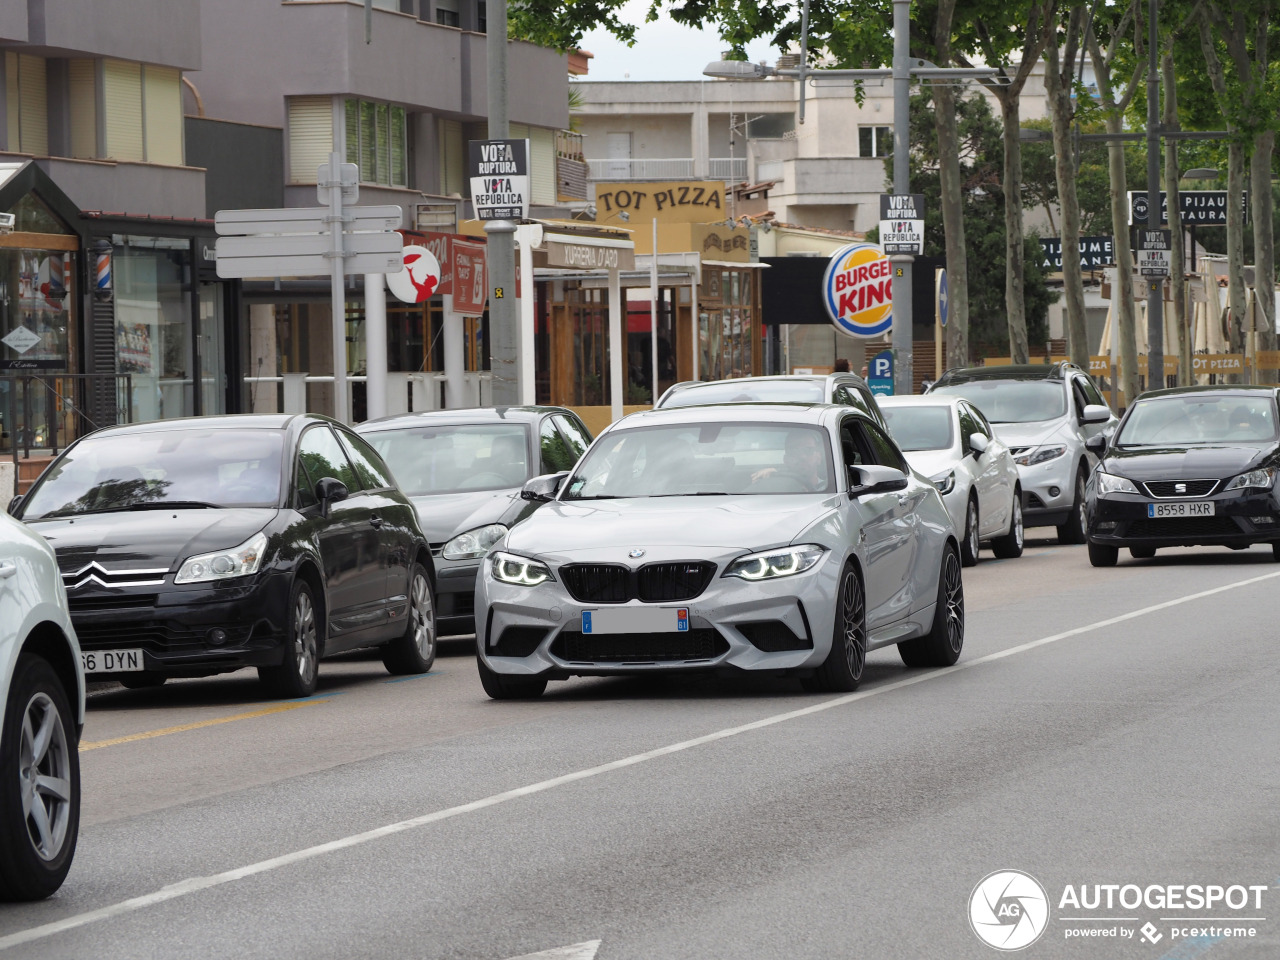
left=103, top=59, right=144, bottom=161
left=530, top=127, right=554, bottom=206
left=68, top=59, right=98, bottom=159
left=288, top=96, right=334, bottom=184
left=440, top=118, right=463, bottom=196
left=5, top=53, right=49, bottom=156
left=143, top=65, right=183, bottom=165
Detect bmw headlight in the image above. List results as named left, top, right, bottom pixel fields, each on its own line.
left=490, top=551, right=553, bottom=586
left=175, top=532, right=267, bottom=584
left=1015, top=444, right=1067, bottom=467
left=931, top=470, right=956, bottom=495
left=723, top=544, right=826, bottom=581
left=1225, top=467, right=1277, bottom=492
left=441, top=523, right=508, bottom=560
left=1096, top=472, right=1139, bottom=497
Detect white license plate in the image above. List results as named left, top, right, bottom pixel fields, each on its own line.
left=81, top=648, right=143, bottom=673
left=581, top=607, right=690, bottom=635
left=1147, top=501, right=1215, bottom=518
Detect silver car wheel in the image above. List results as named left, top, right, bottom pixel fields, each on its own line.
left=1012, top=498, right=1024, bottom=550
left=839, top=568, right=866, bottom=681
left=293, top=590, right=317, bottom=685
left=19, top=692, right=73, bottom=862
left=966, top=501, right=979, bottom=558
left=942, top=550, right=964, bottom=655
left=409, top=570, right=436, bottom=660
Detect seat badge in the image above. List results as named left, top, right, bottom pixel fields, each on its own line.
left=628, top=548, right=646, bottom=559
left=1175, top=483, right=1186, bottom=494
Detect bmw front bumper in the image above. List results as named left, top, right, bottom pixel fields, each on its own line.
left=474, top=547, right=844, bottom=679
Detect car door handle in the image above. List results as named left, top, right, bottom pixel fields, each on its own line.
left=369, top=514, right=383, bottom=529
left=0, top=560, right=15, bottom=579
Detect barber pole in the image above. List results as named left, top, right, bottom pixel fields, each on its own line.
left=95, top=249, right=112, bottom=293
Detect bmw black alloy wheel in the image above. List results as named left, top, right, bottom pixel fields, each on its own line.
left=840, top=566, right=867, bottom=682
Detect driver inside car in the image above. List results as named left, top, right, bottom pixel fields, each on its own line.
left=751, top=431, right=829, bottom=492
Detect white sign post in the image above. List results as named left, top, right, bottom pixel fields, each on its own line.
left=214, top=155, right=404, bottom=423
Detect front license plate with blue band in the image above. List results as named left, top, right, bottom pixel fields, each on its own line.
left=582, top=607, right=690, bottom=634
left=1147, top=501, right=1215, bottom=518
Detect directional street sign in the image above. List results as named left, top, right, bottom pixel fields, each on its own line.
left=1134, top=228, right=1172, bottom=277
left=878, top=194, right=925, bottom=255
left=937, top=269, right=949, bottom=328
left=214, top=205, right=405, bottom=279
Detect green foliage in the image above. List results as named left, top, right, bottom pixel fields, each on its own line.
left=895, top=91, right=1055, bottom=347
left=509, top=0, right=637, bottom=51
left=1020, top=118, right=1147, bottom=235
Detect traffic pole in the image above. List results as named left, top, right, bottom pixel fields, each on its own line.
left=327, top=150, right=349, bottom=423
left=891, top=0, right=914, bottom=394
left=485, top=0, right=518, bottom=405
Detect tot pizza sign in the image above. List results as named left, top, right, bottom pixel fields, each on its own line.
left=823, top=243, right=893, bottom=338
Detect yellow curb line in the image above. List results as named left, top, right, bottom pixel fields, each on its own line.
left=79, top=700, right=321, bottom=752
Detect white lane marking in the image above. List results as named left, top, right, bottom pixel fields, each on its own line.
left=4, top=569, right=1278, bottom=952
left=506, top=941, right=601, bottom=960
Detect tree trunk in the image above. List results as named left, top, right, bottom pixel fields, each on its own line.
left=934, top=0, right=969, bottom=371
left=1225, top=140, right=1247, bottom=376
left=1045, top=19, right=1089, bottom=369
left=998, top=90, right=1030, bottom=363
left=1251, top=130, right=1276, bottom=379
left=1162, top=50, right=1190, bottom=387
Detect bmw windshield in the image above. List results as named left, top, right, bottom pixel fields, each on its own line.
left=562, top=422, right=835, bottom=499
left=22, top=429, right=284, bottom=519
left=930, top=380, right=1066, bottom=423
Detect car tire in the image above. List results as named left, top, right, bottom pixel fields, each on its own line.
left=898, top=544, right=964, bottom=668
left=802, top=563, right=866, bottom=693
left=991, top=489, right=1024, bottom=559
left=1057, top=469, right=1088, bottom=545
left=1272, top=541, right=1280, bottom=561
left=476, top=655, right=547, bottom=700
left=381, top=563, right=437, bottom=675
left=960, top=497, right=980, bottom=567
left=1129, top=546, right=1156, bottom=559
left=258, top=578, right=320, bottom=699
left=0, top=654, right=80, bottom=902
left=1088, top=542, right=1119, bottom=567
left=118, top=673, right=166, bottom=690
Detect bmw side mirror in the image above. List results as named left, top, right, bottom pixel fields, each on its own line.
left=1082, top=403, right=1112, bottom=424
left=969, top=433, right=989, bottom=458
left=521, top=471, right=569, bottom=502
left=5, top=494, right=23, bottom=516
left=314, top=477, right=348, bottom=516
left=1085, top=435, right=1107, bottom=456
left=847, top=464, right=909, bottom=498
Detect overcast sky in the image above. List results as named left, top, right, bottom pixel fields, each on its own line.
left=578, top=1, right=780, bottom=82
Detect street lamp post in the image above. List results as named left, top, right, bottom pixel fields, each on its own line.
left=1145, top=0, right=1164, bottom=390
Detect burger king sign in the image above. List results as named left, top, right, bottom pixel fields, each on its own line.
left=823, top=242, right=893, bottom=338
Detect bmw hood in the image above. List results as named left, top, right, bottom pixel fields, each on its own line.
left=410, top=488, right=521, bottom=542
left=28, top=509, right=278, bottom=574
left=991, top=420, right=1065, bottom=450
left=1102, top=444, right=1273, bottom=482
left=505, top=495, right=837, bottom=559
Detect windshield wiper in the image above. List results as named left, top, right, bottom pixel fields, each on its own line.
left=107, top=500, right=223, bottom=512
left=650, top=491, right=730, bottom=497
left=564, top=494, right=621, bottom=501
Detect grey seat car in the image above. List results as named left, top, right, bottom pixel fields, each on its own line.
left=655, top=374, right=890, bottom=432
left=357, top=407, right=593, bottom=637
left=926, top=363, right=1117, bottom=543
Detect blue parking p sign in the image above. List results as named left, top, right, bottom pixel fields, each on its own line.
left=868, top=349, right=894, bottom=397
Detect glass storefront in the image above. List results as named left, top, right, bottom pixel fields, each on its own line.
left=698, top=266, right=756, bottom=381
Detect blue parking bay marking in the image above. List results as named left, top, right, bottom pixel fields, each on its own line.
left=383, top=672, right=438, bottom=684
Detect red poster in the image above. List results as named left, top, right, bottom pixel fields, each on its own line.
left=451, top=239, right=487, bottom=316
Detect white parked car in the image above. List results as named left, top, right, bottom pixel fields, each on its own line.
left=474, top=403, right=965, bottom=699
left=0, top=511, right=83, bottom=901
left=879, top=395, right=1024, bottom=565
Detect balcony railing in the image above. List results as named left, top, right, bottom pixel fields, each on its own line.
left=587, top=157, right=749, bottom=182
